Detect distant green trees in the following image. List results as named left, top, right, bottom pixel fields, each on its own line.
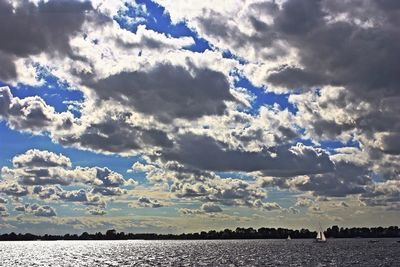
left=0, top=225, right=399, bottom=241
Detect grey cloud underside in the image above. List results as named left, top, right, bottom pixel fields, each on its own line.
left=84, top=63, right=235, bottom=122
left=160, top=134, right=334, bottom=176
left=261, top=159, right=372, bottom=198
left=0, top=182, right=29, bottom=197
left=15, top=203, right=57, bottom=217
left=12, top=149, right=71, bottom=168
left=0, top=0, right=96, bottom=80
left=0, top=86, right=73, bottom=134
left=57, top=112, right=172, bottom=154
left=201, top=203, right=223, bottom=213
left=137, top=196, right=163, bottom=208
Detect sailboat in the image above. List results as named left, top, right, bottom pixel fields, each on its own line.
left=287, top=235, right=291, bottom=240
left=315, top=223, right=327, bottom=243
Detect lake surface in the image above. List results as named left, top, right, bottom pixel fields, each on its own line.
left=0, top=239, right=399, bottom=266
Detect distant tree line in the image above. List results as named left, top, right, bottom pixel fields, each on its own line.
left=0, top=226, right=399, bottom=241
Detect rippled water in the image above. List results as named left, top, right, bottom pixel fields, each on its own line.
left=0, top=239, right=399, bottom=266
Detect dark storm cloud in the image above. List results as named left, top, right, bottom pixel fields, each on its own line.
left=0, top=52, right=16, bottom=80
left=0, top=86, right=12, bottom=115
left=161, top=133, right=334, bottom=176
left=84, top=63, right=235, bottom=122
left=267, top=66, right=325, bottom=89
left=254, top=0, right=400, bottom=97
left=274, top=0, right=325, bottom=35
left=378, top=133, right=400, bottom=155
left=0, top=0, right=95, bottom=80
left=57, top=112, right=172, bottom=154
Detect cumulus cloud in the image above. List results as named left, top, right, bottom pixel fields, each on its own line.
left=134, top=196, right=163, bottom=208
left=12, top=149, right=71, bottom=168
left=0, top=86, right=75, bottom=134
left=200, top=203, right=223, bottom=213
left=2, top=149, right=134, bottom=189
left=83, top=63, right=235, bottom=122
left=0, top=182, right=29, bottom=197
left=0, top=149, right=134, bottom=216
left=87, top=207, right=107, bottom=216
left=253, top=199, right=281, bottom=211
left=55, top=107, right=172, bottom=156
left=15, top=203, right=57, bottom=217
left=179, top=203, right=223, bottom=215
left=0, top=204, right=8, bottom=217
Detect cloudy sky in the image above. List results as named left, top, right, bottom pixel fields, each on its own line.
left=0, top=0, right=399, bottom=234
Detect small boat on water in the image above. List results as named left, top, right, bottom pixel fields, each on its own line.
left=316, top=224, right=327, bottom=243
left=287, top=235, right=291, bottom=240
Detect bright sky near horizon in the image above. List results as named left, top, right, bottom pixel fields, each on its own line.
left=0, top=0, right=399, bottom=234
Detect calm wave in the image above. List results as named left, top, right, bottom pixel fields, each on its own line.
left=0, top=239, right=399, bottom=266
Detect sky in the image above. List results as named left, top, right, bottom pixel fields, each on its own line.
left=0, top=0, right=399, bottom=235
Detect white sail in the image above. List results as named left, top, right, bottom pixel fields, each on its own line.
left=316, top=231, right=321, bottom=239
left=321, top=231, right=326, bottom=241
left=315, top=222, right=327, bottom=242
left=287, top=235, right=291, bottom=240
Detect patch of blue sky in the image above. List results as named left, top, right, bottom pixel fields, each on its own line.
left=291, top=127, right=360, bottom=151
left=222, top=50, right=248, bottom=65
left=265, top=188, right=299, bottom=208
left=217, top=171, right=255, bottom=181
left=292, top=137, right=360, bottom=153
left=234, top=75, right=297, bottom=115
left=320, top=139, right=360, bottom=151
left=115, top=0, right=211, bottom=53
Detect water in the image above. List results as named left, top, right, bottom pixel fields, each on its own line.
left=0, top=239, right=399, bottom=266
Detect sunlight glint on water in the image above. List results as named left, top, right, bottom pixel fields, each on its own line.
left=0, top=239, right=399, bottom=266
